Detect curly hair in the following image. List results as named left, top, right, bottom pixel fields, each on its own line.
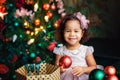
left=54, top=13, right=90, bottom=44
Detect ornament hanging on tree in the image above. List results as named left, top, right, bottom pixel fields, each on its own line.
left=25, top=0, right=34, bottom=5
left=59, top=55, right=72, bottom=68
left=34, top=19, right=40, bottom=26
left=34, top=56, right=41, bottom=63
left=0, top=64, right=9, bottom=74
left=51, top=3, right=56, bottom=10
left=46, top=11, right=53, bottom=19
left=0, top=0, right=6, bottom=4
left=0, top=6, right=8, bottom=20
left=15, top=0, right=25, bottom=8
left=43, top=3, right=50, bottom=11
left=12, top=34, right=17, bottom=43
left=11, top=55, right=18, bottom=63
left=47, top=42, right=56, bottom=51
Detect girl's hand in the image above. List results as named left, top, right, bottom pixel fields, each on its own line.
left=72, top=66, right=85, bottom=77
left=60, top=66, right=67, bottom=73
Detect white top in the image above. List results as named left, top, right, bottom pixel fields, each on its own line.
left=53, top=44, right=94, bottom=67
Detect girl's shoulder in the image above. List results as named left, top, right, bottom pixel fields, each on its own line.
left=80, top=44, right=94, bottom=53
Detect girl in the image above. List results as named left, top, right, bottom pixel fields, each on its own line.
left=53, top=12, right=97, bottom=80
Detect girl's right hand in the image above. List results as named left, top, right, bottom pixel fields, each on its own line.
left=60, top=66, right=67, bottom=73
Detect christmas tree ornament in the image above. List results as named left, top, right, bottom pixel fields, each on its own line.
left=14, top=22, right=19, bottom=27
left=11, top=55, right=18, bottom=63
left=29, top=52, right=36, bottom=59
left=51, top=4, right=56, bottom=10
left=2, top=38, right=9, bottom=42
left=0, top=64, right=9, bottom=74
left=104, top=66, right=116, bottom=76
left=106, top=75, right=118, bottom=80
left=34, top=3, right=39, bottom=12
left=47, top=42, right=56, bottom=51
left=24, top=20, right=29, bottom=28
left=44, top=15, right=49, bottom=22
left=43, top=3, right=50, bottom=10
left=46, top=11, right=53, bottom=19
left=35, top=56, right=41, bottom=63
left=0, top=7, right=8, bottom=20
left=54, top=19, right=61, bottom=28
left=25, top=0, right=34, bottom=5
left=34, top=19, right=40, bottom=26
left=89, top=69, right=105, bottom=80
left=27, top=38, right=35, bottom=45
left=59, top=55, right=72, bottom=68
left=15, top=0, right=25, bottom=8
left=12, top=34, right=17, bottom=43
left=0, top=0, right=6, bottom=4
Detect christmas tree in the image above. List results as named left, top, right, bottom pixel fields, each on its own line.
left=0, top=0, right=66, bottom=79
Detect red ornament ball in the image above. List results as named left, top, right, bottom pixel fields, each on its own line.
left=106, top=75, right=119, bottom=80
left=59, top=55, right=72, bottom=68
left=43, top=3, right=50, bottom=10
left=51, top=4, right=56, bottom=10
left=46, top=11, right=53, bottom=19
left=104, top=66, right=116, bottom=75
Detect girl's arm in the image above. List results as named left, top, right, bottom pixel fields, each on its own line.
left=83, top=54, right=97, bottom=74
left=55, top=54, right=62, bottom=66
left=72, top=54, right=97, bottom=76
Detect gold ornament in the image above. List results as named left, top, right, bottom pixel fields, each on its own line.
left=34, top=19, right=40, bottom=26
left=25, top=0, right=34, bottom=5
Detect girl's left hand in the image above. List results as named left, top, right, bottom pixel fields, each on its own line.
left=72, top=66, right=85, bottom=77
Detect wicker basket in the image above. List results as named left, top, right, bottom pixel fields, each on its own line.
left=15, top=63, right=60, bottom=80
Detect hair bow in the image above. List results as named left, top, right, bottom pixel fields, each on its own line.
left=74, top=12, right=90, bottom=29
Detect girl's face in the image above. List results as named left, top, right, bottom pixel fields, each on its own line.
left=63, top=20, right=84, bottom=46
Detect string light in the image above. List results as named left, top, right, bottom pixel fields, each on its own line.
left=27, top=38, right=35, bottom=45
left=34, top=3, right=39, bottom=12
left=44, top=15, right=49, bottom=22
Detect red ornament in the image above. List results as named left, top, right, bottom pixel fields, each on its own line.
left=46, top=11, right=53, bottom=19
left=35, top=56, right=41, bottom=63
left=0, top=0, right=6, bottom=4
left=59, top=55, right=72, bottom=68
left=106, top=75, right=119, bottom=80
left=43, top=3, right=50, bottom=10
left=15, top=0, right=25, bottom=8
left=47, top=42, right=56, bottom=51
left=104, top=66, right=116, bottom=75
left=51, top=4, right=56, bottom=10
left=0, top=64, right=9, bottom=74
left=11, top=55, right=18, bottom=63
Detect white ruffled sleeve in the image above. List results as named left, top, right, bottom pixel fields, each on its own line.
left=53, top=46, right=64, bottom=56
left=86, top=46, right=94, bottom=56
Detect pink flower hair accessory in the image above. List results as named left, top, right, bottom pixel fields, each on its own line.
left=74, top=12, right=90, bottom=29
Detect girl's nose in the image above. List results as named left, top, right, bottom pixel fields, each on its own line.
left=70, top=31, right=75, bottom=36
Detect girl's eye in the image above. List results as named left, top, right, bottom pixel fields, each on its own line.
left=75, top=31, right=79, bottom=32
left=65, top=30, right=70, bottom=32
